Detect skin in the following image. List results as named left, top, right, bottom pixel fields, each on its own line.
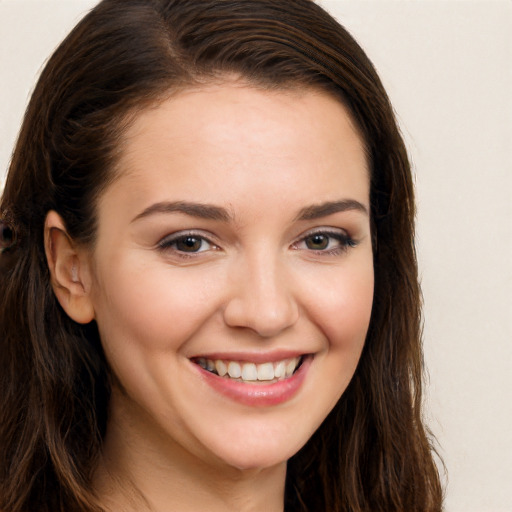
left=46, top=82, right=374, bottom=511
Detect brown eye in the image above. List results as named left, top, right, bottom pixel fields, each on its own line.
left=175, top=236, right=204, bottom=252
left=158, top=232, right=216, bottom=255
left=305, top=234, right=329, bottom=250
left=294, top=229, right=356, bottom=255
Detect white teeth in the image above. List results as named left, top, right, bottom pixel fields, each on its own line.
left=285, top=358, right=297, bottom=378
left=241, top=363, right=258, bottom=381
left=257, top=362, right=274, bottom=381
left=274, top=361, right=286, bottom=379
left=197, top=356, right=303, bottom=382
left=227, top=361, right=242, bottom=378
left=215, top=360, right=228, bottom=377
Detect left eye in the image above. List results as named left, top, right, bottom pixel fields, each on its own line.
left=304, top=233, right=333, bottom=251
left=294, top=231, right=355, bottom=253
left=159, top=234, right=215, bottom=253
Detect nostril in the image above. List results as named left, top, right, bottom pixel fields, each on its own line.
left=222, top=261, right=300, bottom=337
left=223, top=295, right=299, bottom=338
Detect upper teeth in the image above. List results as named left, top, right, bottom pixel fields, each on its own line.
left=195, top=357, right=302, bottom=382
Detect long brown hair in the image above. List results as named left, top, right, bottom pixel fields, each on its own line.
left=0, top=1, right=443, bottom=510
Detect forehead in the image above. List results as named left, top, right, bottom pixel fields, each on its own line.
left=101, top=83, right=369, bottom=218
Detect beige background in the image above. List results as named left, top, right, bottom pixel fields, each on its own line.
left=1, top=1, right=511, bottom=511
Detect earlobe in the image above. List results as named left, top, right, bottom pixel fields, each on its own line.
left=44, top=211, right=95, bottom=324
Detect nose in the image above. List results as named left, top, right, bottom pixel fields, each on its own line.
left=223, top=250, right=299, bottom=338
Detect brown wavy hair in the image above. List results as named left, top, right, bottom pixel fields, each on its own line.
left=0, top=1, right=443, bottom=510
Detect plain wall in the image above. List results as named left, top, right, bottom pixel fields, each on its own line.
left=1, top=1, right=511, bottom=511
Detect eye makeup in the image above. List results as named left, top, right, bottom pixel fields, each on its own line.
left=292, top=227, right=358, bottom=256
left=157, top=230, right=220, bottom=259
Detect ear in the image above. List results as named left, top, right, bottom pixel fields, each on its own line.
left=44, top=211, right=95, bottom=324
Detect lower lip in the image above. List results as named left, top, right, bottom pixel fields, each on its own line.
left=193, top=356, right=311, bottom=407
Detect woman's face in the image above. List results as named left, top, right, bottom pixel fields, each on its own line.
left=87, top=83, right=374, bottom=472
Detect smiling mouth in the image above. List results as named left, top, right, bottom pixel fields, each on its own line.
left=192, top=356, right=304, bottom=383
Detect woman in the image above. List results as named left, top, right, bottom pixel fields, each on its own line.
left=0, top=0, right=443, bottom=510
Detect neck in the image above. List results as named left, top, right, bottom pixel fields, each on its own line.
left=93, top=388, right=287, bottom=512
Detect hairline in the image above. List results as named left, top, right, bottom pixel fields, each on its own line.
left=83, top=73, right=371, bottom=249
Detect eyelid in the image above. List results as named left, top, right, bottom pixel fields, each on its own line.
left=292, top=226, right=357, bottom=253
left=157, top=230, right=219, bottom=253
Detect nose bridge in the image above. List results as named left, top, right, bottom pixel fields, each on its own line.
left=223, top=245, right=299, bottom=337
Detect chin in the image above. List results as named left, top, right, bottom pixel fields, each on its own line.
left=218, top=449, right=293, bottom=472
left=202, top=423, right=308, bottom=472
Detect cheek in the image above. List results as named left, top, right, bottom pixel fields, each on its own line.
left=306, top=260, right=374, bottom=347
left=288, top=260, right=374, bottom=434
left=92, top=258, right=224, bottom=355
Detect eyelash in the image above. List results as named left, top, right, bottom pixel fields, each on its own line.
left=292, top=229, right=357, bottom=256
left=158, top=231, right=218, bottom=259
left=157, top=228, right=357, bottom=259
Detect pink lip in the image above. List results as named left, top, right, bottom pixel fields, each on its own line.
left=192, top=355, right=312, bottom=407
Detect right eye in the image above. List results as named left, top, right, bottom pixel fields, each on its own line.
left=158, top=231, right=218, bottom=256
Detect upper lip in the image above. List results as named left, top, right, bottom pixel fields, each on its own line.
left=189, top=350, right=311, bottom=364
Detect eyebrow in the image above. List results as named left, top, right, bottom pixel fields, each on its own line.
left=131, top=198, right=368, bottom=224
left=131, top=201, right=232, bottom=223
left=295, top=199, right=368, bottom=221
